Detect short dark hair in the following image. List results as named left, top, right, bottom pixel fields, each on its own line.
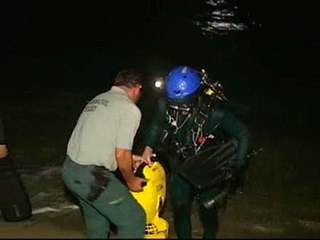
left=114, top=68, right=144, bottom=88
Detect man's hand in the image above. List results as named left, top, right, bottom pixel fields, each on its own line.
left=132, top=154, right=152, bottom=171
left=127, top=177, right=147, bottom=192
left=116, top=148, right=150, bottom=192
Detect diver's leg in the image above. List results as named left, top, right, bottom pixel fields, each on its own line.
left=170, top=173, right=193, bottom=238
left=198, top=204, right=219, bottom=239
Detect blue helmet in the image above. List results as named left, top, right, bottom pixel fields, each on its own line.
left=166, top=66, right=202, bottom=101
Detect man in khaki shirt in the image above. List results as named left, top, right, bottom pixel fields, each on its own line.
left=62, top=69, right=150, bottom=238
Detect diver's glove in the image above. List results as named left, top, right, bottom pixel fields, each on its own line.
left=229, top=160, right=246, bottom=195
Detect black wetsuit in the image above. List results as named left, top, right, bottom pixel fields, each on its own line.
left=144, top=95, right=250, bottom=238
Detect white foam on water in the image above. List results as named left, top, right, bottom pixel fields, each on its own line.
left=32, top=205, right=79, bottom=215
left=17, top=165, right=78, bottom=217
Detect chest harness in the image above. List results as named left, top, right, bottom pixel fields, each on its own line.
left=164, top=97, right=220, bottom=159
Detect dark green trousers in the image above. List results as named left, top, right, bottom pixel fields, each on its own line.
left=170, top=173, right=219, bottom=239
left=62, top=156, right=146, bottom=238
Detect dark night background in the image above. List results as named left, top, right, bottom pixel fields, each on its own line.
left=0, top=0, right=320, bottom=237
left=1, top=0, right=319, bottom=146
left=1, top=0, right=319, bottom=94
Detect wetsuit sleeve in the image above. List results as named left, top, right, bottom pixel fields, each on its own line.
left=143, top=97, right=167, bottom=150
left=210, top=108, right=250, bottom=167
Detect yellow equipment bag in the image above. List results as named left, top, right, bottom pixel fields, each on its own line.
left=131, top=161, right=169, bottom=239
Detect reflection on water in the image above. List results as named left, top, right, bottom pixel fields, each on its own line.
left=192, top=0, right=259, bottom=37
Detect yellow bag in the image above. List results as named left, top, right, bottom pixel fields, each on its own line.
left=131, top=161, right=169, bottom=239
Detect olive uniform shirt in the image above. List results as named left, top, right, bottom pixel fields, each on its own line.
left=67, top=86, right=141, bottom=171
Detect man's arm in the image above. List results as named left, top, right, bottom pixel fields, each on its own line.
left=116, top=148, right=147, bottom=192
